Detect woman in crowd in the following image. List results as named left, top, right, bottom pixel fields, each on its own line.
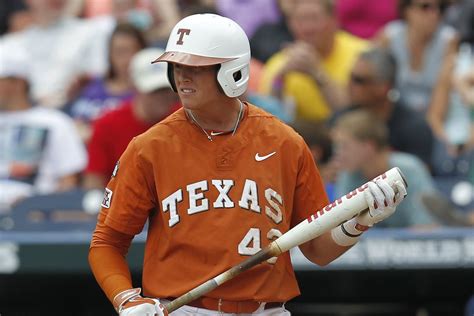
left=66, top=22, right=146, bottom=141
left=376, top=0, right=458, bottom=114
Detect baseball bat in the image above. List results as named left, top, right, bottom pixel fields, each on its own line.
left=164, top=167, right=407, bottom=313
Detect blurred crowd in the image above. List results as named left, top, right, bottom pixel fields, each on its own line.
left=1, top=0, right=474, bottom=229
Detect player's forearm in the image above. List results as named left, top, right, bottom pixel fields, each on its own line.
left=89, top=222, right=135, bottom=303
left=299, top=230, right=352, bottom=266
left=89, top=246, right=134, bottom=303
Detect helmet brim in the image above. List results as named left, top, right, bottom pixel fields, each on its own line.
left=152, top=51, right=236, bottom=66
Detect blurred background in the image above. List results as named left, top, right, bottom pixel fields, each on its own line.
left=0, top=0, right=473, bottom=315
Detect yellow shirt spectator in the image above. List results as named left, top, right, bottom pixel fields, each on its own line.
left=259, top=31, right=368, bottom=121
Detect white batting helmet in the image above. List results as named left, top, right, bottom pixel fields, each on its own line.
left=152, top=14, right=251, bottom=97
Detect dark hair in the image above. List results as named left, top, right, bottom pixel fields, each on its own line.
left=291, top=120, right=333, bottom=163
left=106, top=23, right=147, bottom=80
left=358, top=48, right=397, bottom=85
left=398, top=0, right=448, bottom=19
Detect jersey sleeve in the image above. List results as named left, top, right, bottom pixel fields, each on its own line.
left=291, top=142, right=330, bottom=227
left=99, top=137, right=157, bottom=235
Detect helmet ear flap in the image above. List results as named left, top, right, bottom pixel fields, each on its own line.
left=167, top=63, right=177, bottom=93
left=217, top=61, right=249, bottom=97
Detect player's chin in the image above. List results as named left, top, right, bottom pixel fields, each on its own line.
left=180, top=100, right=197, bottom=111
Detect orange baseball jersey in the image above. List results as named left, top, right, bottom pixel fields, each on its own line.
left=92, top=103, right=329, bottom=302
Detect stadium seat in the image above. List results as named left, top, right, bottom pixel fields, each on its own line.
left=0, top=189, right=100, bottom=232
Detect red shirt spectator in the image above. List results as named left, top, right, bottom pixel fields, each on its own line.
left=86, top=99, right=180, bottom=185
left=83, top=48, right=180, bottom=189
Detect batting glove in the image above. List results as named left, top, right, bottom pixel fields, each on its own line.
left=357, top=179, right=407, bottom=227
left=114, top=288, right=168, bottom=316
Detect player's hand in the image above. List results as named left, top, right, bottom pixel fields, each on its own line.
left=114, top=288, right=168, bottom=316
left=356, top=179, right=407, bottom=227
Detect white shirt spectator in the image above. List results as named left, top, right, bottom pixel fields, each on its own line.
left=0, top=106, right=87, bottom=211
left=0, top=17, right=109, bottom=108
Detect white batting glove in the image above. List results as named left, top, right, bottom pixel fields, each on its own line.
left=357, top=179, right=407, bottom=227
left=114, top=288, right=168, bottom=316
left=332, top=179, right=407, bottom=247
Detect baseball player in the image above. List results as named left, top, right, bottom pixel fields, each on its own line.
left=89, top=14, right=406, bottom=316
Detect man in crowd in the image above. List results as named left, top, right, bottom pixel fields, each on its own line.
left=0, top=50, right=87, bottom=212
left=259, top=0, right=367, bottom=122
left=332, top=109, right=437, bottom=228
left=0, top=0, right=107, bottom=108
left=345, top=48, right=434, bottom=167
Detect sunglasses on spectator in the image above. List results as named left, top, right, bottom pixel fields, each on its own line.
left=411, top=2, right=440, bottom=11
left=350, top=73, right=375, bottom=85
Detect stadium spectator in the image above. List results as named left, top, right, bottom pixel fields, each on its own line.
left=83, top=48, right=179, bottom=189
left=428, top=45, right=474, bottom=177
left=342, top=48, right=434, bottom=167
left=66, top=23, right=146, bottom=142
left=375, top=0, right=458, bottom=114
left=427, top=1, right=474, bottom=177
left=0, top=0, right=107, bottom=108
left=332, top=109, right=438, bottom=228
left=259, top=0, right=368, bottom=122
left=0, top=50, right=87, bottom=212
left=336, top=0, right=398, bottom=39
left=249, top=0, right=294, bottom=63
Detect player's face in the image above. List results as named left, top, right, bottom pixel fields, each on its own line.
left=173, top=64, right=220, bottom=110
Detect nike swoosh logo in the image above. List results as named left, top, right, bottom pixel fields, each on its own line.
left=255, top=151, right=276, bottom=162
left=210, top=131, right=225, bottom=136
